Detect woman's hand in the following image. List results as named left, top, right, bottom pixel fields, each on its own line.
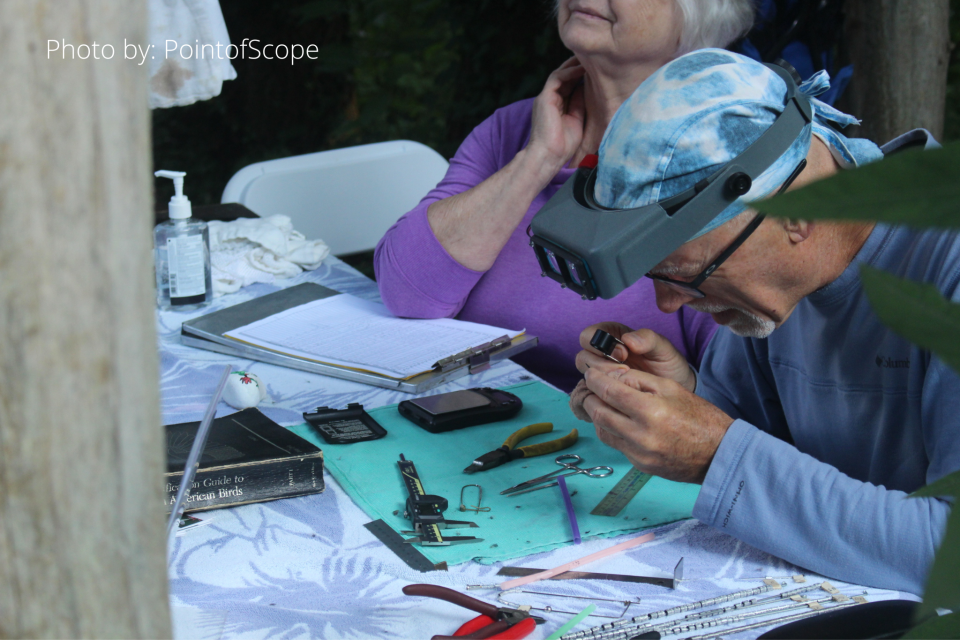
left=424, top=57, right=587, bottom=272
left=575, top=322, right=697, bottom=392
left=528, top=56, right=587, bottom=172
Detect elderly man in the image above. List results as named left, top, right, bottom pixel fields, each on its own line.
left=561, top=50, right=957, bottom=594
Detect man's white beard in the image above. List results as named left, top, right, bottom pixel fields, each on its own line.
left=687, top=300, right=776, bottom=339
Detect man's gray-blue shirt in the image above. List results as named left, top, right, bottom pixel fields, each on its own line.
left=693, top=131, right=959, bottom=594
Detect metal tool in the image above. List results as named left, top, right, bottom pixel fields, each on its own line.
left=591, top=468, right=653, bottom=516
left=499, top=589, right=642, bottom=619
left=464, top=422, right=578, bottom=474
left=363, top=519, right=447, bottom=573
left=403, top=584, right=545, bottom=640
left=397, top=454, right=481, bottom=546
left=501, top=454, right=614, bottom=496
left=166, top=365, right=232, bottom=541
left=459, top=484, right=490, bottom=513
left=497, top=557, right=683, bottom=589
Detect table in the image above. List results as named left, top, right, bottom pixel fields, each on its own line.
left=162, top=258, right=905, bottom=640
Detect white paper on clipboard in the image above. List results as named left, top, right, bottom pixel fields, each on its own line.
left=224, top=294, right=523, bottom=379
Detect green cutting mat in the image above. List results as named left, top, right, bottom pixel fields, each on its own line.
left=288, top=380, right=700, bottom=566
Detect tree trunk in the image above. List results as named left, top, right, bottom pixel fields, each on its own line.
left=841, top=0, right=951, bottom=144
left=0, top=2, right=171, bottom=638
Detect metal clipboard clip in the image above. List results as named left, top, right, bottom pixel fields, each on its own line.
left=433, top=335, right=514, bottom=374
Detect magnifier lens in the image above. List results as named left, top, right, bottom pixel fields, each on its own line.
left=567, top=261, right=583, bottom=286
left=546, top=251, right=562, bottom=275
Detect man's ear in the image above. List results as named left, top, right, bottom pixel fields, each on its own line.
left=781, top=218, right=813, bottom=245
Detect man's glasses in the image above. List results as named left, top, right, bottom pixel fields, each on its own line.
left=647, top=159, right=807, bottom=299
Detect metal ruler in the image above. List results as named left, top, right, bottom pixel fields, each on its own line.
left=590, top=468, right=652, bottom=516
left=363, top=519, right=447, bottom=573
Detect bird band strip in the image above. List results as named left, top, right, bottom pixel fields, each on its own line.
left=683, top=601, right=859, bottom=640
left=562, top=582, right=779, bottom=639
left=568, top=581, right=827, bottom=640
left=821, top=581, right=839, bottom=594
left=644, top=596, right=837, bottom=638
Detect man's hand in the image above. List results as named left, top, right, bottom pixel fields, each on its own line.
left=576, top=367, right=734, bottom=484
left=575, top=323, right=697, bottom=392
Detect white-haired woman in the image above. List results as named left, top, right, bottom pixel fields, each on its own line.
left=375, top=0, right=754, bottom=391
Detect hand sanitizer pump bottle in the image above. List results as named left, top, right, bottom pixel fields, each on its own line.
left=154, top=170, right=213, bottom=310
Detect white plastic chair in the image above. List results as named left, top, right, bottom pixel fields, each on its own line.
left=221, top=140, right=449, bottom=256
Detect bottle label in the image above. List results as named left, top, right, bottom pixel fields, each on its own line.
left=167, top=235, right=206, bottom=299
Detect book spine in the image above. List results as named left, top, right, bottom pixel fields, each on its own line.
left=165, top=455, right=324, bottom=513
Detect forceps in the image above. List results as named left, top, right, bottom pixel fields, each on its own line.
left=500, top=454, right=613, bottom=496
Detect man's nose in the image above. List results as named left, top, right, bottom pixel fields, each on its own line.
left=654, top=281, right=697, bottom=313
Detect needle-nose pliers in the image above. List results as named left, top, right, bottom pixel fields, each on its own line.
left=463, top=422, right=578, bottom=474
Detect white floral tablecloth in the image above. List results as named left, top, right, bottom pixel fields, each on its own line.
left=161, top=258, right=905, bottom=640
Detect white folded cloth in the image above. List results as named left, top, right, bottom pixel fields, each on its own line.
left=148, top=0, right=237, bottom=108
left=208, top=215, right=330, bottom=296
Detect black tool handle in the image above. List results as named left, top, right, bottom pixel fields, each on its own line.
left=402, top=584, right=498, bottom=618
left=590, top=329, right=620, bottom=356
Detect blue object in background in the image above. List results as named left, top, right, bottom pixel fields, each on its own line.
left=738, top=0, right=852, bottom=106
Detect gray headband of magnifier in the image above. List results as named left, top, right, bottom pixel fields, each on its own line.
left=529, top=62, right=813, bottom=301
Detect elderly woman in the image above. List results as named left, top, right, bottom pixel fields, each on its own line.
left=375, top=0, right=754, bottom=391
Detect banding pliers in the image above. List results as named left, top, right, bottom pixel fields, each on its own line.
left=463, top=422, right=578, bottom=474
left=402, top=584, right=544, bottom=639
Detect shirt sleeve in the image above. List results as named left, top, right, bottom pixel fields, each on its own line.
left=694, top=331, right=953, bottom=594
left=374, top=107, right=515, bottom=319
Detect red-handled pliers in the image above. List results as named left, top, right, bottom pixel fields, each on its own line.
left=402, top=584, right=544, bottom=640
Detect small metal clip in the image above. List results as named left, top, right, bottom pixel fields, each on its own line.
left=459, top=484, right=491, bottom=514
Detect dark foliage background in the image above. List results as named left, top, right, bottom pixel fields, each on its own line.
left=152, top=0, right=567, bottom=211
left=153, top=0, right=960, bottom=221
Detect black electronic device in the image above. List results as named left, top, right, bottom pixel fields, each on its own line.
left=397, top=387, right=523, bottom=434
left=303, top=403, right=387, bottom=444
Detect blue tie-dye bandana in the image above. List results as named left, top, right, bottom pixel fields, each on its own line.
left=595, top=49, right=869, bottom=240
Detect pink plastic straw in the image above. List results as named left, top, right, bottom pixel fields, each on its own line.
left=499, top=532, right=655, bottom=590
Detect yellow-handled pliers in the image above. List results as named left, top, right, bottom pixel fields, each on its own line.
left=463, top=423, right=578, bottom=474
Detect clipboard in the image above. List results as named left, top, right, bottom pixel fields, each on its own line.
left=180, top=283, right=539, bottom=393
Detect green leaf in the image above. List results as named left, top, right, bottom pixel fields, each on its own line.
left=912, top=469, right=960, bottom=499
left=859, top=266, right=960, bottom=375
left=913, top=499, right=960, bottom=619
left=761, top=142, right=960, bottom=228
left=903, top=613, right=960, bottom=639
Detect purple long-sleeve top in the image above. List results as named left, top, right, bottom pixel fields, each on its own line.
left=374, top=99, right=717, bottom=391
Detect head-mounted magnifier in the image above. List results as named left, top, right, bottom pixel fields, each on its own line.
left=529, top=62, right=813, bottom=301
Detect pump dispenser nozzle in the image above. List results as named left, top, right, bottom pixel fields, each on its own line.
left=155, top=170, right=192, bottom=219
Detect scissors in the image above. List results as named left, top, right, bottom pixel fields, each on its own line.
left=500, top=454, right=613, bottom=496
